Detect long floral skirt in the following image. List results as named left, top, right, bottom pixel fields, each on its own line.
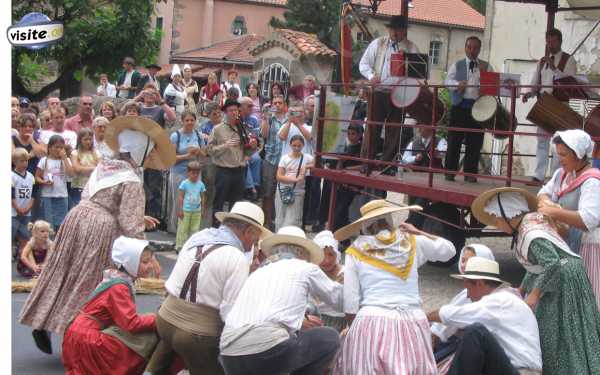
left=333, top=306, right=437, bottom=375
left=19, top=201, right=118, bottom=334
left=535, top=257, right=600, bottom=375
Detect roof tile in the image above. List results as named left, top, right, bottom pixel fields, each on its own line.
left=172, top=34, right=264, bottom=62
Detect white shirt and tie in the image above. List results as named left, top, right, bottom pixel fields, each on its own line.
left=445, top=57, right=485, bottom=100
left=359, top=37, right=420, bottom=82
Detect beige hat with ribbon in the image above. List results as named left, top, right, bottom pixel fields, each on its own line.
left=334, top=200, right=422, bottom=241
left=451, top=256, right=508, bottom=284
left=215, top=201, right=272, bottom=239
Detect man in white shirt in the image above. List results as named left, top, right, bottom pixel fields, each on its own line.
left=359, top=15, right=420, bottom=167
left=444, top=36, right=491, bottom=183
left=523, top=28, right=577, bottom=183
left=40, top=108, right=77, bottom=153
left=149, top=202, right=270, bottom=375
left=401, top=122, right=447, bottom=169
left=220, top=226, right=343, bottom=375
left=427, top=257, right=542, bottom=375
left=96, top=74, right=117, bottom=97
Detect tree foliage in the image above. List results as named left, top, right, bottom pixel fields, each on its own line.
left=269, top=0, right=343, bottom=49
left=466, top=0, right=486, bottom=15
left=12, top=0, right=162, bottom=100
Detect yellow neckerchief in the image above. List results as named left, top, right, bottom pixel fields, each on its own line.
left=375, top=229, right=397, bottom=245
left=346, top=233, right=416, bottom=281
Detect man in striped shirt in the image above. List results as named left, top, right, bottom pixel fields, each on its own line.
left=219, top=226, right=342, bottom=374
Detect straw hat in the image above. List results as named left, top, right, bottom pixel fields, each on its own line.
left=334, top=199, right=422, bottom=241
left=215, top=201, right=272, bottom=239
left=451, top=257, right=508, bottom=284
left=471, top=187, right=537, bottom=227
left=261, top=226, right=323, bottom=265
left=105, top=116, right=176, bottom=170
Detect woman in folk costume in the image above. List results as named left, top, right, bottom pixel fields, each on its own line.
left=182, top=64, right=199, bottom=115
left=313, top=230, right=346, bottom=332
left=471, top=187, right=600, bottom=375
left=19, top=116, right=174, bottom=355
left=332, top=200, right=456, bottom=375
left=62, top=236, right=159, bottom=375
left=537, top=129, right=600, bottom=307
left=164, top=64, right=187, bottom=116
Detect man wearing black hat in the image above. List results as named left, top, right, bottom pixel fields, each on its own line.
left=207, top=99, right=258, bottom=226
left=359, top=15, right=420, bottom=169
left=138, top=63, right=162, bottom=95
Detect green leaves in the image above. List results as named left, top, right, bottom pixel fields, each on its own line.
left=12, top=0, right=161, bottom=98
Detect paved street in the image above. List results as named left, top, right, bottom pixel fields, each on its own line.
left=12, top=224, right=525, bottom=374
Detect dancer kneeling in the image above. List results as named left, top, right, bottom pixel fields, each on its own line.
left=220, top=226, right=343, bottom=375
left=332, top=200, right=456, bottom=375
left=62, top=236, right=159, bottom=375
left=427, top=256, right=542, bottom=375
left=471, top=187, right=600, bottom=375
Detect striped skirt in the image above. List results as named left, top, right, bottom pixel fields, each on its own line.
left=332, top=306, right=437, bottom=375
left=581, top=227, right=600, bottom=309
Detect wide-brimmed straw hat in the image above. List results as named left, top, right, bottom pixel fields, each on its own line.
left=105, top=116, right=176, bottom=170
left=334, top=199, right=422, bottom=241
left=471, top=187, right=537, bottom=227
left=215, top=201, right=272, bottom=239
left=261, top=226, right=323, bottom=265
left=451, top=257, right=508, bottom=284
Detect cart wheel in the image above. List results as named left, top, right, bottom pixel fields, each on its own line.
left=421, top=203, right=465, bottom=267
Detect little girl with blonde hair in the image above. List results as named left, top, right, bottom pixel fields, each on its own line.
left=18, top=220, right=55, bottom=278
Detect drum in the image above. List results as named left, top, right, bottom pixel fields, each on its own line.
left=390, top=77, right=445, bottom=124
left=471, top=96, right=513, bottom=139
left=584, top=104, right=600, bottom=159
left=526, top=93, right=583, bottom=134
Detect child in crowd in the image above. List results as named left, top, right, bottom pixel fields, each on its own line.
left=35, top=135, right=74, bottom=231
left=12, top=148, right=36, bottom=260
left=70, top=128, right=100, bottom=206
left=17, top=220, right=54, bottom=278
left=275, top=135, right=313, bottom=230
left=175, top=161, right=206, bottom=251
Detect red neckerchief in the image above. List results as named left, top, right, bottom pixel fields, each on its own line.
left=557, top=167, right=600, bottom=198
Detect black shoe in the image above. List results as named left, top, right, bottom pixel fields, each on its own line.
left=464, top=176, right=478, bottom=183
left=32, top=329, right=52, bottom=355
left=445, top=174, right=455, bottom=181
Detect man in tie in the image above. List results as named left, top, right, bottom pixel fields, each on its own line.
left=359, top=15, right=420, bottom=171
left=523, top=28, right=576, bottom=184
left=444, top=36, right=491, bottom=183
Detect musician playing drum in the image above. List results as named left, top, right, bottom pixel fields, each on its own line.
left=522, top=28, right=576, bottom=184
left=359, top=15, right=419, bottom=172
left=444, top=36, right=491, bottom=183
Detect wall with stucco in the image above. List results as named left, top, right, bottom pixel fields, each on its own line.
left=212, top=1, right=285, bottom=44
left=154, top=0, right=174, bottom=65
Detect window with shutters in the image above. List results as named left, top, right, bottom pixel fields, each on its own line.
left=260, top=63, right=290, bottom=99
left=429, top=40, right=442, bottom=66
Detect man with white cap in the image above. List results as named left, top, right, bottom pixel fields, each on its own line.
left=427, top=257, right=542, bottom=375
left=147, top=201, right=270, bottom=375
left=219, top=226, right=343, bottom=375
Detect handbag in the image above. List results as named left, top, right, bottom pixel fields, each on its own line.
left=278, top=154, right=303, bottom=205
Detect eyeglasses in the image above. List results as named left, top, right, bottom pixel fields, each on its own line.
left=82, top=103, right=93, bottom=106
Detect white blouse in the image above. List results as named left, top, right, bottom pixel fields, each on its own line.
left=538, top=168, right=600, bottom=231
left=343, top=235, right=455, bottom=314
